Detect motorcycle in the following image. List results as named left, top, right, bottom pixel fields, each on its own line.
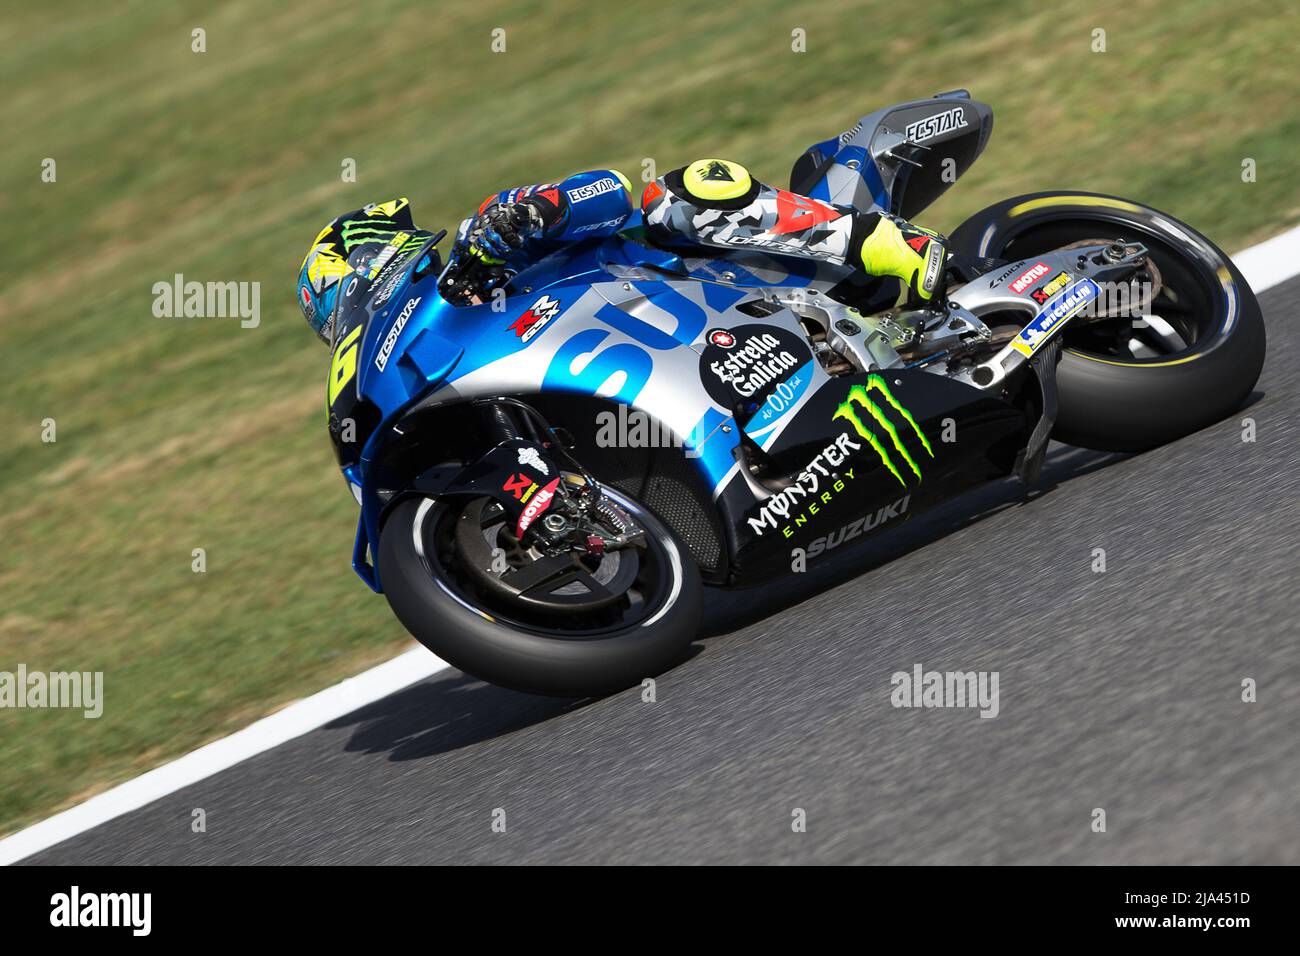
left=321, top=90, right=1265, bottom=696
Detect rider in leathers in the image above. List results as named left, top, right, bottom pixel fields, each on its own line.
left=297, top=159, right=947, bottom=343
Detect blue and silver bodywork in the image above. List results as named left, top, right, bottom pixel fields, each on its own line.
left=326, top=93, right=1043, bottom=590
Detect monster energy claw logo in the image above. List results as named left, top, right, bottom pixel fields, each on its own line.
left=833, top=375, right=933, bottom=486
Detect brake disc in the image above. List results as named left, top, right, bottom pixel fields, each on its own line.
left=453, top=497, right=638, bottom=614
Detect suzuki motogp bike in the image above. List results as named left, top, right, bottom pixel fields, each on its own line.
left=322, top=91, right=1265, bottom=696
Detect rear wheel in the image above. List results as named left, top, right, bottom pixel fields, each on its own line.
left=951, top=191, right=1265, bottom=451
left=377, top=482, right=702, bottom=697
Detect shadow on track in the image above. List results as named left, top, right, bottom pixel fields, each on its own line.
left=322, top=669, right=589, bottom=761
left=323, top=442, right=1128, bottom=764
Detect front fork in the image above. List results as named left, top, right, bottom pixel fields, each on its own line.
left=409, top=399, right=642, bottom=556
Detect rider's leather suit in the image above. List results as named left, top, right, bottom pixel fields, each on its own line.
left=297, top=160, right=946, bottom=343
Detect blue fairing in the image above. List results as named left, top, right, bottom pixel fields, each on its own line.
left=342, top=235, right=695, bottom=589
left=343, top=230, right=835, bottom=591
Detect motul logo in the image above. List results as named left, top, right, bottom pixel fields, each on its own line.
left=1009, top=262, right=1050, bottom=294
left=516, top=477, right=561, bottom=536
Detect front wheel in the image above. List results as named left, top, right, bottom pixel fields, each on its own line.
left=377, top=484, right=702, bottom=697
left=950, top=191, right=1266, bottom=452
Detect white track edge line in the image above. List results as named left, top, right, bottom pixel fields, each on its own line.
left=0, top=647, right=450, bottom=864
left=1232, top=223, right=1300, bottom=292
left=4, top=222, right=1300, bottom=865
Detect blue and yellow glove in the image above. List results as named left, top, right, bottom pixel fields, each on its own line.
left=467, top=202, right=544, bottom=262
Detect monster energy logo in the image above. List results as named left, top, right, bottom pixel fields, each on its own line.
left=833, top=375, right=933, bottom=486
left=340, top=221, right=402, bottom=246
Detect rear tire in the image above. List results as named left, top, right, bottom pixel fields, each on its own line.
left=377, top=488, right=702, bottom=697
left=950, top=191, right=1265, bottom=451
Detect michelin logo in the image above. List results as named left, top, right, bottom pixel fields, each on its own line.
left=1011, top=279, right=1099, bottom=357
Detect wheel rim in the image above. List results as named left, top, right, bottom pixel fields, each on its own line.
left=414, top=487, right=679, bottom=641
left=996, top=216, right=1229, bottom=366
left=454, top=496, right=639, bottom=614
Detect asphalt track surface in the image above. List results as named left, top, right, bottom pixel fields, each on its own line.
left=27, top=277, right=1300, bottom=865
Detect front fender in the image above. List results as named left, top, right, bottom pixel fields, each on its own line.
left=352, top=274, right=831, bottom=588
left=419, top=277, right=829, bottom=496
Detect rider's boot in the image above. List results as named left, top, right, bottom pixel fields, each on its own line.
left=858, top=214, right=948, bottom=304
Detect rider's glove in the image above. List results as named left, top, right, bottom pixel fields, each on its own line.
left=860, top=214, right=948, bottom=303
left=467, top=202, right=544, bottom=263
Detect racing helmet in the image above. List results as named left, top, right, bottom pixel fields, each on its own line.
left=297, top=229, right=350, bottom=344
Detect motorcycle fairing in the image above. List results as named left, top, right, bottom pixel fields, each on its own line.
left=418, top=274, right=836, bottom=491
left=344, top=249, right=860, bottom=588
left=792, top=91, right=994, bottom=220
left=336, top=95, right=1010, bottom=590
left=713, top=369, right=1026, bottom=583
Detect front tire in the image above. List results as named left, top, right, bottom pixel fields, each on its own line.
left=377, top=487, right=702, bottom=697
left=950, top=191, right=1266, bottom=451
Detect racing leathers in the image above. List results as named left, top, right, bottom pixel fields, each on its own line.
left=454, top=159, right=946, bottom=304
left=641, top=159, right=946, bottom=302
left=297, top=160, right=947, bottom=342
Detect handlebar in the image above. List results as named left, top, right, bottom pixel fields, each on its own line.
left=439, top=248, right=513, bottom=306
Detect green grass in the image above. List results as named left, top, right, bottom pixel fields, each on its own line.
left=1, top=0, right=1297, bottom=835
